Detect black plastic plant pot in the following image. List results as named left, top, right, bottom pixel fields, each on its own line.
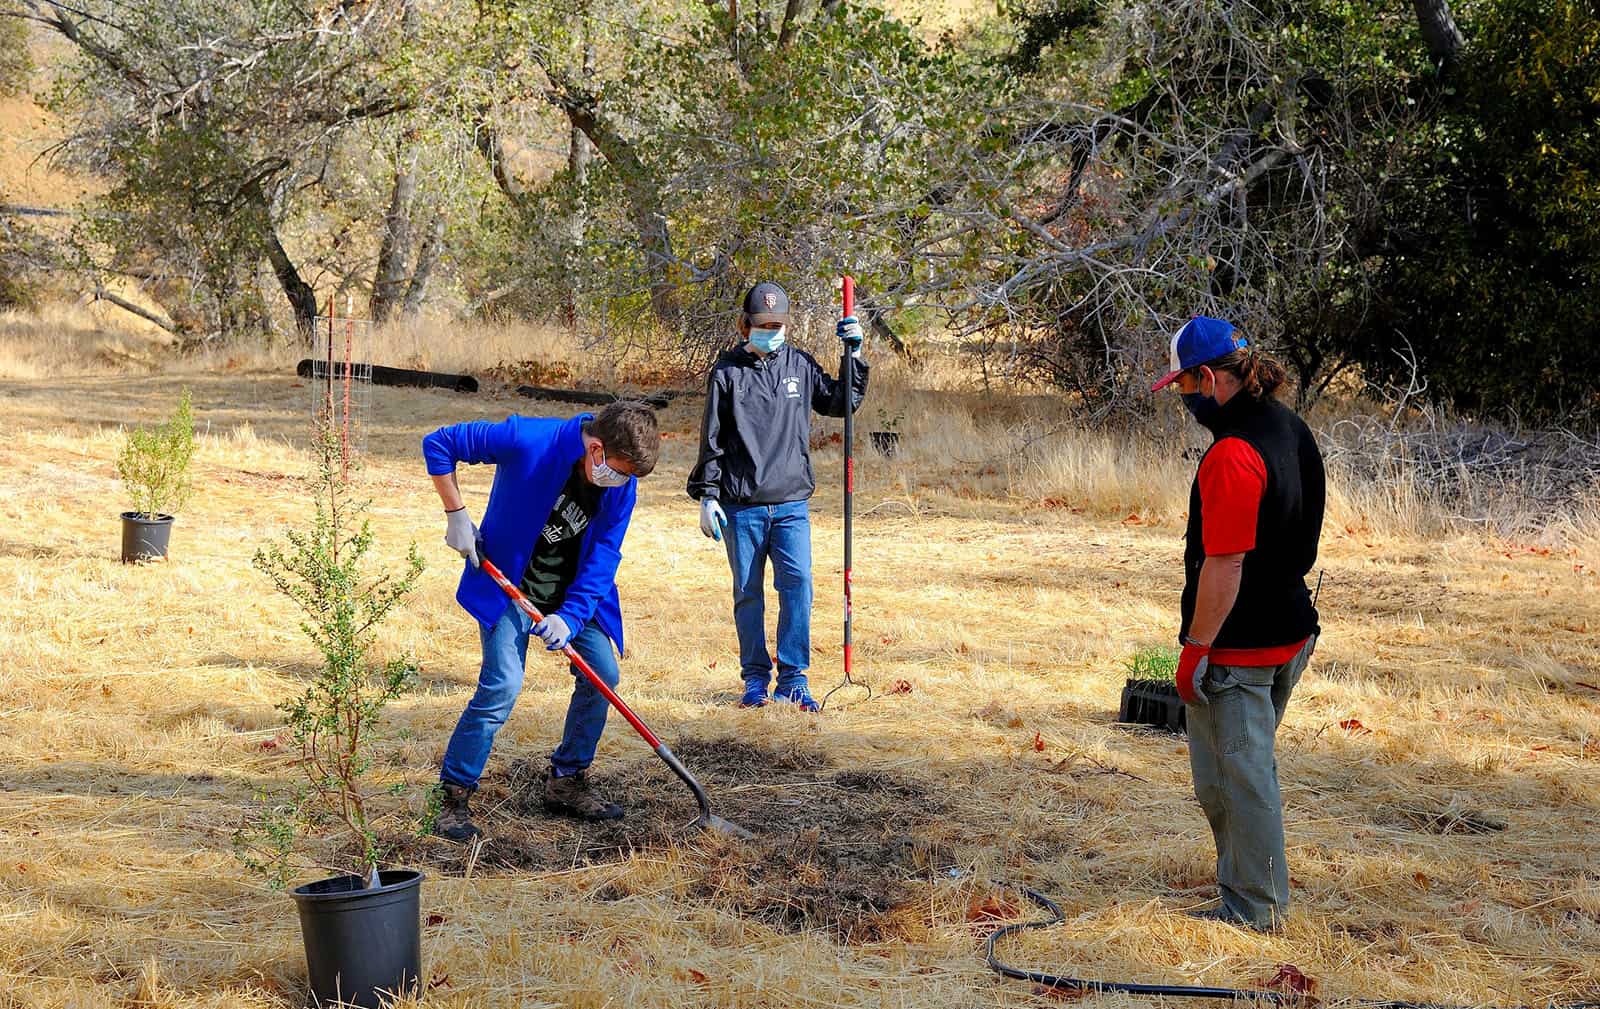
left=1118, top=678, right=1187, bottom=734
left=120, top=512, right=173, bottom=563
left=291, top=869, right=424, bottom=1009
left=869, top=431, right=900, bottom=457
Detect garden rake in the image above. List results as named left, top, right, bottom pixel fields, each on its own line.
left=821, top=274, right=873, bottom=712
left=478, top=556, right=753, bottom=840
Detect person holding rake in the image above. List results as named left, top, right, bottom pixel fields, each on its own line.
left=688, top=281, right=870, bottom=712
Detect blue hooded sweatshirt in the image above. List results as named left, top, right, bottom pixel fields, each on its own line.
left=422, top=413, right=635, bottom=652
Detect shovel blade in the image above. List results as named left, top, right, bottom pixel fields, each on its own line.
left=694, top=812, right=754, bottom=840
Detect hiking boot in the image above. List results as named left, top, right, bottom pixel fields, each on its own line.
left=738, top=681, right=770, bottom=708
left=432, top=782, right=482, bottom=843
left=543, top=769, right=624, bottom=821
left=773, top=684, right=820, bottom=712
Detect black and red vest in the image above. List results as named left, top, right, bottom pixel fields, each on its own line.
left=1181, top=394, right=1325, bottom=649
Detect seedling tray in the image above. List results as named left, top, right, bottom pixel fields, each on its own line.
left=1118, top=678, right=1186, bottom=734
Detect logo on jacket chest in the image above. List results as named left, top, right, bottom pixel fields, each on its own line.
left=782, top=376, right=801, bottom=400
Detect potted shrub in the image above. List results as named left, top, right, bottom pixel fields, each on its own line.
left=116, top=388, right=195, bottom=562
left=1117, top=645, right=1186, bottom=734
left=870, top=408, right=904, bottom=457
left=237, top=423, right=429, bottom=1009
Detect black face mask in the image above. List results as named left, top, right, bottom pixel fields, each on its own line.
left=1181, top=391, right=1224, bottom=429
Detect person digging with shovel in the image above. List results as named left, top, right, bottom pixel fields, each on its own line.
left=1152, top=315, right=1325, bottom=932
left=688, top=281, right=869, bottom=711
left=422, top=401, right=660, bottom=841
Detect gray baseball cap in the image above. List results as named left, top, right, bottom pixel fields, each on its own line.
left=742, top=281, right=790, bottom=326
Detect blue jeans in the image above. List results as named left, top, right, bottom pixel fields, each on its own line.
left=723, top=499, right=813, bottom=692
left=440, top=604, right=621, bottom=788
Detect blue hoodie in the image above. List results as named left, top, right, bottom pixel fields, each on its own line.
left=422, top=413, right=635, bottom=651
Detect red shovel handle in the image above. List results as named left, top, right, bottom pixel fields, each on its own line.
left=479, top=558, right=662, bottom=749
left=842, top=275, right=854, bottom=318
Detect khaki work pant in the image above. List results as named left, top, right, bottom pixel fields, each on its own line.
left=1185, top=637, right=1315, bottom=929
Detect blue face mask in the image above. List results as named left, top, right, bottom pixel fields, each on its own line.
left=749, top=325, right=786, bottom=354
left=1181, top=392, right=1223, bottom=429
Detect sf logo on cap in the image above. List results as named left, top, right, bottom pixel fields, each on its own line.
left=763, top=292, right=777, bottom=309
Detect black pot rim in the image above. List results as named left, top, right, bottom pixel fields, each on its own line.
left=120, top=511, right=175, bottom=525
left=292, top=868, right=424, bottom=904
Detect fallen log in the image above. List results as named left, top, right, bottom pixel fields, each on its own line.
left=297, top=359, right=478, bottom=393
left=515, top=385, right=684, bottom=409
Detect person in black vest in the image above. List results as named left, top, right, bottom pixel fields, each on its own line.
left=1151, top=316, right=1325, bottom=931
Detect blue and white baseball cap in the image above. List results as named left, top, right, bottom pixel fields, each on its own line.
left=1151, top=316, right=1248, bottom=391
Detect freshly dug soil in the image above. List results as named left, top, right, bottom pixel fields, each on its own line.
left=398, top=736, right=956, bottom=941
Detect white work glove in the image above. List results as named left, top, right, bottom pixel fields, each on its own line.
left=699, top=498, right=728, bottom=541
left=837, top=316, right=864, bottom=356
left=444, top=507, right=480, bottom=568
left=533, top=614, right=573, bottom=651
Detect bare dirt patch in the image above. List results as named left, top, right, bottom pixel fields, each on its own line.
left=398, top=736, right=955, bottom=941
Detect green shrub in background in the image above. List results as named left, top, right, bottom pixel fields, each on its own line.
left=1123, top=646, right=1179, bottom=683
left=116, top=389, right=195, bottom=518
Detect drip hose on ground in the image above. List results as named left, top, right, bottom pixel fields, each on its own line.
left=986, top=885, right=1600, bottom=1009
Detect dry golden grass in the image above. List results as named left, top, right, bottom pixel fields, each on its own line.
left=1, top=322, right=1598, bottom=1009
left=0, top=304, right=177, bottom=380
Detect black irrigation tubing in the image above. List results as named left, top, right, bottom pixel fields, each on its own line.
left=987, top=884, right=1600, bottom=1009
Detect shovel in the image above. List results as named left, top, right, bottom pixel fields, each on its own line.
left=478, top=557, right=753, bottom=840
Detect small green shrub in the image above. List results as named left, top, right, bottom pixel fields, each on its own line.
left=237, top=424, right=426, bottom=889
left=1123, top=645, right=1179, bottom=682
left=116, top=389, right=195, bottom=518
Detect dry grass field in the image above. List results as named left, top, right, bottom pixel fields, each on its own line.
left=2, top=314, right=1598, bottom=1009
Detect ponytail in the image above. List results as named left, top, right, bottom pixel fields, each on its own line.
left=1200, top=346, right=1289, bottom=400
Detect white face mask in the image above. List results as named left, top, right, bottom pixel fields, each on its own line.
left=589, top=453, right=630, bottom=488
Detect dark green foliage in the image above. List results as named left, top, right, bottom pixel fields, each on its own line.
left=1354, top=0, right=1600, bottom=422
left=999, top=0, right=1101, bottom=73
left=34, top=0, right=1597, bottom=423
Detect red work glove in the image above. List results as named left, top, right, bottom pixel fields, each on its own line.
left=1176, top=640, right=1213, bottom=705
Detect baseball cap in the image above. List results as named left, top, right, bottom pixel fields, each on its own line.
left=742, top=281, right=790, bottom=326
left=1151, top=316, right=1248, bottom=392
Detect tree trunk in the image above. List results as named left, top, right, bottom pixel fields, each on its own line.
left=1413, top=0, right=1465, bottom=68
left=248, top=183, right=318, bottom=338
left=370, top=163, right=416, bottom=322
left=856, top=293, right=910, bottom=359
left=777, top=0, right=805, bottom=48
left=474, top=117, right=525, bottom=206
left=543, top=72, right=678, bottom=327
left=561, top=40, right=596, bottom=327
left=401, top=210, right=444, bottom=318
left=92, top=287, right=177, bottom=333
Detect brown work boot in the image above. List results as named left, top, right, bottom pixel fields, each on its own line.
left=543, top=768, right=624, bottom=821
left=432, top=782, right=483, bottom=842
